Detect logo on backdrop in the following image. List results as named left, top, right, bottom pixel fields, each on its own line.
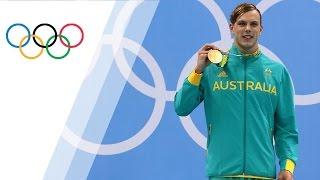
left=6, top=23, right=84, bottom=60
left=58, top=0, right=320, bottom=155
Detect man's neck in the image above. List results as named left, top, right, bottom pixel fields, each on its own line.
left=235, top=43, right=259, bottom=55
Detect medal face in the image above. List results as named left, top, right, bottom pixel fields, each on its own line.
left=208, top=49, right=222, bottom=63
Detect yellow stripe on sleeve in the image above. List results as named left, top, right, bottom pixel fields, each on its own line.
left=187, top=70, right=202, bottom=86
left=285, top=159, right=295, bottom=174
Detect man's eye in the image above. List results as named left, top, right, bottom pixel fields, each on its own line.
left=238, top=22, right=246, bottom=26
left=251, top=22, right=258, bottom=27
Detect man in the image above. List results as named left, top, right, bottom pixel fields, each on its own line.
left=174, top=3, right=298, bottom=180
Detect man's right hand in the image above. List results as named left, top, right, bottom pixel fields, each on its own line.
left=195, top=44, right=220, bottom=74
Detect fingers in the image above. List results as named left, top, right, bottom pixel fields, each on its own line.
left=278, top=170, right=293, bottom=180
left=196, top=45, right=214, bottom=72
left=200, top=44, right=220, bottom=51
left=198, top=50, right=210, bottom=55
left=198, top=50, right=210, bottom=60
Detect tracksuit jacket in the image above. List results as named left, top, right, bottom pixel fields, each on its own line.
left=174, top=45, right=298, bottom=179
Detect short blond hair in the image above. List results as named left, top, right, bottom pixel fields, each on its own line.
left=230, top=3, right=262, bottom=25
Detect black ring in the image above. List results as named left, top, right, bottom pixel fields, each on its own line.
left=32, top=23, right=57, bottom=48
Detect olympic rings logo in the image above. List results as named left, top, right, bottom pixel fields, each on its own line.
left=6, top=23, right=84, bottom=60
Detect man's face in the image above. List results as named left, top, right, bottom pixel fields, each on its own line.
left=230, top=10, right=263, bottom=52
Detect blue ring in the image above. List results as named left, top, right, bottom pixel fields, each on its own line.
left=6, top=23, right=31, bottom=48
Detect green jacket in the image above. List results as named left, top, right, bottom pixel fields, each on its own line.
left=174, top=45, right=298, bottom=179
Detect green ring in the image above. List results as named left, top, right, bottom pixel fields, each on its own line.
left=46, top=35, right=70, bottom=59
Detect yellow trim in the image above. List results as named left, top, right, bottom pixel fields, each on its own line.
left=187, top=70, right=202, bottom=86
left=243, top=48, right=260, bottom=57
left=223, top=174, right=274, bottom=179
left=285, top=159, right=295, bottom=174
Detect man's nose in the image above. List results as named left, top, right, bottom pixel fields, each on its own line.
left=245, top=24, right=251, bottom=32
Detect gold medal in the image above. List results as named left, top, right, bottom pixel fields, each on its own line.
left=208, top=49, right=222, bottom=63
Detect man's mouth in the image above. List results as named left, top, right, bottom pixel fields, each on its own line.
left=242, top=35, right=253, bottom=40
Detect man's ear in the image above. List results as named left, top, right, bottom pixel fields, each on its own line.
left=229, top=23, right=233, bottom=32
left=259, top=25, right=263, bottom=35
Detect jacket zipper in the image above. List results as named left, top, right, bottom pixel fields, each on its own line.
left=243, top=59, right=247, bottom=173
left=270, top=127, right=274, bottom=147
left=208, top=124, right=212, bottom=144
left=207, top=123, right=212, bottom=155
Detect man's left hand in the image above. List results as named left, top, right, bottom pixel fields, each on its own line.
left=277, top=170, right=293, bottom=180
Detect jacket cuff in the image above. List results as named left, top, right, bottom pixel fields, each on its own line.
left=280, top=159, right=295, bottom=174
left=187, top=70, right=202, bottom=86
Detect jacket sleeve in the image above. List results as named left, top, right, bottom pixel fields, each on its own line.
left=274, top=67, right=299, bottom=174
left=174, top=70, right=204, bottom=116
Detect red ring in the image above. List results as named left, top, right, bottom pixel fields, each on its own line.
left=59, top=23, right=84, bottom=48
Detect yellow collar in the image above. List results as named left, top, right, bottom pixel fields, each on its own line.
left=242, top=49, right=260, bottom=57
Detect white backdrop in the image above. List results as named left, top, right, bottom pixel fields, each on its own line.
left=0, top=2, right=114, bottom=179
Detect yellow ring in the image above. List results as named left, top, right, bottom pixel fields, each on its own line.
left=19, top=35, right=44, bottom=60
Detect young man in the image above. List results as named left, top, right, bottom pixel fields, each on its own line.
left=174, top=3, right=298, bottom=180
